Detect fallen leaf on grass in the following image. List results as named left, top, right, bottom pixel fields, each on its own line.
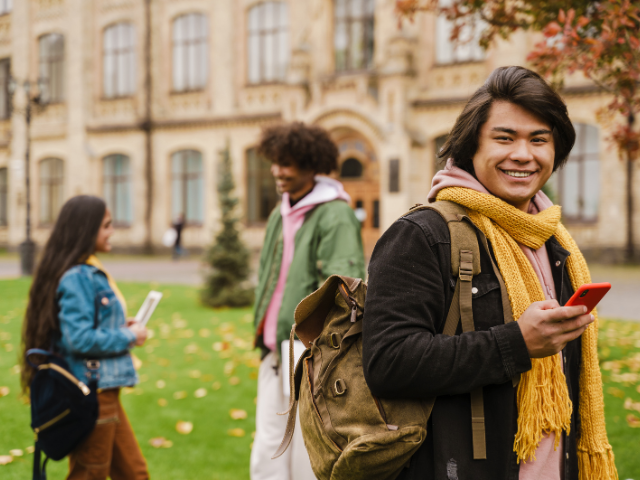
left=219, top=323, right=235, bottom=334
left=201, top=374, right=214, bottom=382
left=224, top=362, right=235, bottom=376
left=212, top=342, right=230, bottom=352
left=184, top=343, right=199, bottom=354
left=173, top=391, right=187, bottom=400
left=194, top=388, right=207, bottom=398
left=252, top=431, right=256, bottom=439
left=132, top=354, right=142, bottom=370
left=626, top=414, right=640, bottom=428
left=637, top=385, right=640, bottom=394
left=157, top=358, right=170, bottom=367
left=149, top=437, right=173, bottom=448
left=0, top=456, right=12, bottom=465
left=176, top=421, right=193, bottom=435
left=229, top=377, right=240, bottom=386
left=9, top=449, right=23, bottom=457
left=199, top=329, right=211, bottom=338
left=156, top=380, right=166, bottom=389
left=25, top=446, right=34, bottom=454
left=249, top=372, right=258, bottom=380
left=230, top=409, right=247, bottom=420
left=228, top=428, right=245, bottom=437
left=122, top=387, right=135, bottom=395
left=4, top=344, right=13, bottom=352
left=0, top=386, right=9, bottom=397
left=624, top=398, right=640, bottom=413
left=11, top=365, right=20, bottom=374
left=211, top=382, right=221, bottom=391
left=189, top=370, right=201, bottom=379
left=607, top=387, right=625, bottom=398
left=158, top=398, right=167, bottom=407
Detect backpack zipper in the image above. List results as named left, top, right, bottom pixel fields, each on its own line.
left=34, top=408, right=71, bottom=435
left=38, top=363, right=91, bottom=396
left=338, top=283, right=359, bottom=323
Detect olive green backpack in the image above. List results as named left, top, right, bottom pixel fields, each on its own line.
left=273, top=201, right=514, bottom=480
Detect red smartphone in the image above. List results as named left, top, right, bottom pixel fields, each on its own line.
left=564, top=282, right=611, bottom=313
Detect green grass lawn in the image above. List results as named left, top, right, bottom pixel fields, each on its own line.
left=0, top=279, right=639, bottom=479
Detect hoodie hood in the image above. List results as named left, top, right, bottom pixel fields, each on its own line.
left=281, top=175, right=351, bottom=216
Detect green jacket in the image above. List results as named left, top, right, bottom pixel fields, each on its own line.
left=254, top=199, right=365, bottom=356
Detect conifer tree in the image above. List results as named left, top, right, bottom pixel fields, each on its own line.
left=202, top=141, right=254, bottom=307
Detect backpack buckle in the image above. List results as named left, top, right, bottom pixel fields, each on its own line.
left=459, top=250, right=474, bottom=282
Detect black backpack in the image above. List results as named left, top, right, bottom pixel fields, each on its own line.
left=26, top=292, right=102, bottom=480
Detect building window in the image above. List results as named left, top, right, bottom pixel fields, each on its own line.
left=334, top=0, right=375, bottom=72
left=0, top=59, right=10, bottom=120
left=340, top=158, right=364, bottom=178
left=103, top=23, right=136, bottom=99
left=434, top=134, right=448, bottom=174
left=103, top=154, right=132, bottom=226
left=0, top=0, right=11, bottom=15
left=0, top=167, right=7, bottom=227
left=171, top=150, right=203, bottom=224
left=172, top=13, right=209, bottom=92
left=246, top=148, right=278, bottom=224
left=435, top=0, right=484, bottom=65
left=39, top=158, right=64, bottom=225
left=39, top=33, right=65, bottom=103
left=548, top=123, right=600, bottom=222
left=389, top=158, right=400, bottom=192
left=247, top=2, right=289, bottom=84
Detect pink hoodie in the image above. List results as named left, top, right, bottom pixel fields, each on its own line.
left=428, top=160, right=563, bottom=480
left=262, top=176, right=351, bottom=352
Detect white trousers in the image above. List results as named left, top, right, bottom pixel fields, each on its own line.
left=250, top=352, right=317, bottom=480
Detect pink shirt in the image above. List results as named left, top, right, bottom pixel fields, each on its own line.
left=429, top=160, right=564, bottom=479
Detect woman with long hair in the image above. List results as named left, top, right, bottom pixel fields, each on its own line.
left=21, top=195, right=149, bottom=480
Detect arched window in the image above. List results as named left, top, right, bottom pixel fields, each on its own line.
left=103, top=23, right=136, bottom=98
left=247, top=2, right=289, bottom=84
left=0, top=0, right=12, bottom=15
left=340, top=157, right=363, bottom=178
left=550, top=123, right=600, bottom=222
left=171, top=150, right=203, bottom=224
left=0, top=167, right=7, bottom=226
left=246, top=147, right=278, bottom=224
left=103, top=154, right=132, bottom=226
left=334, top=0, right=375, bottom=72
left=435, top=0, right=484, bottom=64
left=39, top=158, right=64, bottom=225
left=39, top=33, right=65, bottom=103
left=173, top=13, right=209, bottom=92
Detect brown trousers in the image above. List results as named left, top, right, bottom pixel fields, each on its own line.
left=68, top=389, right=149, bottom=480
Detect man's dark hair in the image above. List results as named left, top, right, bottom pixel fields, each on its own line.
left=257, top=122, right=338, bottom=174
left=439, top=66, right=576, bottom=174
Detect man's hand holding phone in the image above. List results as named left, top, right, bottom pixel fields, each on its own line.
left=518, top=282, right=610, bottom=359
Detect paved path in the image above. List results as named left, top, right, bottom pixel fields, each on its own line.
left=1, top=256, right=639, bottom=321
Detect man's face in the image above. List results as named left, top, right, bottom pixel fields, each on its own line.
left=472, top=101, right=556, bottom=211
left=271, top=160, right=315, bottom=199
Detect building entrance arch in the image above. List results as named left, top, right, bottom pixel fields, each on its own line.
left=331, top=128, right=380, bottom=258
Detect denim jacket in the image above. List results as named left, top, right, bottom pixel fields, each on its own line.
left=56, top=264, right=137, bottom=390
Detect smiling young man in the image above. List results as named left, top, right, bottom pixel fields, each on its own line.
left=363, top=67, right=616, bottom=480
left=251, top=122, right=365, bottom=480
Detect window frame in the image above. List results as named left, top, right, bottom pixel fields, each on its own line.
left=0, top=167, right=7, bottom=227
left=333, top=0, right=375, bottom=73
left=38, top=33, right=65, bottom=104
left=171, top=149, right=204, bottom=226
left=103, top=154, right=133, bottom=227
left=0, top=58, right=10, bottom=120
left=245, top=147, right=279, bottom=225
left=552, top=123, right=600, bottom=224
left=434, top=1, right=484, bottom=66
left=39, top=158, right=64, bottom=226
left=0, top=0, right=12, bottom=15
left=172, top=13, right=209, bottom=93
left=103, top=22, right=136, bottom=99
left=247, top=1, right=290, bottom=85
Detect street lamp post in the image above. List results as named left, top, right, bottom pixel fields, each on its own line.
left=8, top=78, right=46, bottom=276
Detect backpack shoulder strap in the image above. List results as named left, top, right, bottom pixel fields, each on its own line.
left=400, top=201, right=481, bottom=278
left=402, top=201, right=487, bottom=460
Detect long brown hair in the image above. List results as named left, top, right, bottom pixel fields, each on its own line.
left=21, top=195, right=106, bottom=391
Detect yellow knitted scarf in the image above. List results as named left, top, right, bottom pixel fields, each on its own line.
left=85, top=255, right=128, bottom=316
left=436, top=187, right=616, bottom=479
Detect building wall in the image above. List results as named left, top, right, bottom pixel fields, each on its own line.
left=0, top=0, right=632, bottom=261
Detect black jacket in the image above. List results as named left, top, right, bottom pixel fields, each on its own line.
left=362, top=209, right=581, bottom=480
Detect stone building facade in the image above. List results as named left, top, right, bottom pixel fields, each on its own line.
left=0, top=0, right=632, bottom=260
